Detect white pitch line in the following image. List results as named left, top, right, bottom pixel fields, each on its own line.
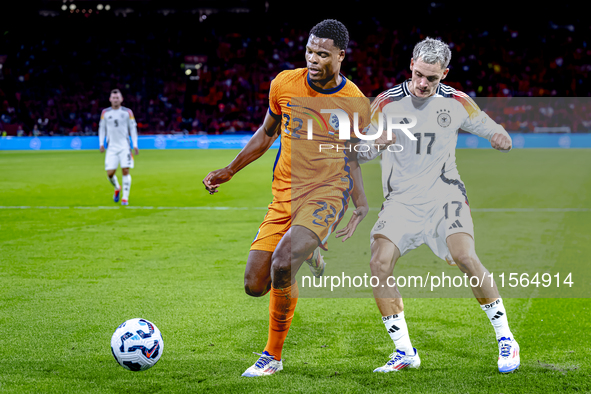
left=0, top=206, right=589, bottom=212
left=0, top=205, right=266, bottom=210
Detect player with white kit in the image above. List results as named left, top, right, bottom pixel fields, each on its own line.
left=99, top=89, right=139, bottom=206
left=359, top=38, right=520, bottom=373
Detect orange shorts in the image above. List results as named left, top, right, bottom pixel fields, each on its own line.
left=250, top=184, right=351, bottom=252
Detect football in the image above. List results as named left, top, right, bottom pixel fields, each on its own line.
left=110, top=318, right=163, bottom=371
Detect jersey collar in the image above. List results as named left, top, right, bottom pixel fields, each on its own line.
left=306, top=71, right=347, bottom=94
left=404, top=79, right=440, bottom=100
left=403, top=79, right=411, bottom=96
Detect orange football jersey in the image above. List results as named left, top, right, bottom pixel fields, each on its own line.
left=268, top=68, right=370, bottom=201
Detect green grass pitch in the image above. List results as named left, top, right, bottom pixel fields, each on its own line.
left=0, top=148, right=589, bottom=393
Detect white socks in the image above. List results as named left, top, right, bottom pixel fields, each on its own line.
left=382, top=311, right=414, bottom=355
left=481, top=298, right=513, bottom=340
left=109, top=175, right=120, bottom=190
left=382, top=300, right=513, bottom=356
left=122, top=175, right=132, bottom=201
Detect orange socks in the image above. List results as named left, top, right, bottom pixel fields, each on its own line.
left=263, top=282, right=299, bottom=360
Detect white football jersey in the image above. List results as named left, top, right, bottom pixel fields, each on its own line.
left=359, top=80, right=510, bottom=205
left=99, top=106, right=138, bottom=152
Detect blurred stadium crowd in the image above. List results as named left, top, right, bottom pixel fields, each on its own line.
left=0, top=1, right=589, bottom=136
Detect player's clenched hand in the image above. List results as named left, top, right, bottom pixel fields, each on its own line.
left=100, top=146, right=105, bottom=153
left=335, top=205, right=369, bottom=242
left=203, top=167, right=234, bottom=195
left=491, top=132, right=512, bottom=151
left=134, top=147, right=139, bottom=156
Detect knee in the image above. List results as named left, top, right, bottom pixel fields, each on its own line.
left=290, top=245, right=311, bottom=263
left=244, top=284, right=270, bottom=297
left=370, top=256, right=392, bottom=277
left=244, top=279, right=270, bottom=297
left=452, top=252, right=480, bottom=273
left=270, top=257, right=291, bottom=279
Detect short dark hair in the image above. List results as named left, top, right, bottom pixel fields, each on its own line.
left=309, top=19, right=349, bottom=51
left=110, top=89, right=122, bottom=95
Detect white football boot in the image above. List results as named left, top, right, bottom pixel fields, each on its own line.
left=304, top=247, right=326, bottom=277
left=373, top=348, right=420, bottom=372
left=241, top=351, right=283, bottom=377
left=497, top=337, right=520, bottom=373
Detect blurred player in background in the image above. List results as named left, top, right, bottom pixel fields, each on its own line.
left=99, top=89, right=139, bottom=206
left=359, top=38, right=519, bottom=373
left=203, top=19, right=370, bottom=376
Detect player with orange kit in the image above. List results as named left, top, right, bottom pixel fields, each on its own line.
left=203, top=19, right=370, bottom=376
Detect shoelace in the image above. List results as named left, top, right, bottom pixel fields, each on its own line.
left=386, top=352, right=403, bottom=366
left=253, top=352, right=274, bottom=369
left=499, top=340, right=512, bottom=358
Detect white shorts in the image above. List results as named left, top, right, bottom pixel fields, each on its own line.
left=105, top=148, right=134, bottom=171
left=370, top=185, right=474, bottom=264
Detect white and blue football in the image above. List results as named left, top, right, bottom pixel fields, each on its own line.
left=111, top=318, right=163, bottom=371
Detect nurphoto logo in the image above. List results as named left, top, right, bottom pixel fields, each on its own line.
left=314, top=110, right=418, bottom=152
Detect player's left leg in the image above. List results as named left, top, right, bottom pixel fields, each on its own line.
left=121, top=167, right=131, bottom=206
left=106, top=169, right=121, bottom=203
left=242, top=201, right=289, bottom=377
left=447, top=233, right=520, bottom=373
left=243, top=189, right=346, bottom=377
left=447, top=233, right=499, bottom=301
left=105, top=151, right=121, bottom=203
left=242, top=226, right=317, bottom=377
left=119, top=149, right=134, bottom=205
left=265, top=225, right=317, bottom=353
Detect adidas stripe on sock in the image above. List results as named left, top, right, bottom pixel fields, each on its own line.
left=383, top=311, right=414, bottom=355
left=481, top=298, right=513, bottom=340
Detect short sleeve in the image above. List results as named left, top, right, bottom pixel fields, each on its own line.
left=127, top=109, right=137, bottom=126
left=268, top=76, right=282, bottom=119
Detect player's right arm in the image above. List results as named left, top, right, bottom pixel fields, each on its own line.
left=453, top=91, right=512, bottom=151
left=99, top=110, right=106, bottom=153
left=127, top=108, right=139, bottom=155
left=336, top=143, right=369, bottom=241
left=202, top=111, right=281, bottom=195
